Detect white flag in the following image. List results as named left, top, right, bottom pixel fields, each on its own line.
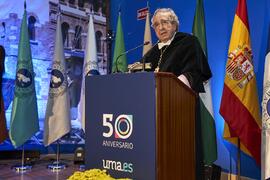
left=142, top=9, right=152, bottom=56
left=43, top=14, right=71, bottom=146
left=77, top=14, right=99, bottom=132
left=262, top=42, right=270, bottom=179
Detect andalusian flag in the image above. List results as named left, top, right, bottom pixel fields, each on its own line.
left=142, top=6, right=152, bottom=56
left=192, top=0, right=217, bottom=165
left=220, top=0, right=261, bottom=164
left=9, top=6, right=39, bottom=148
left=262, top=27, right=270, bottom=179
left=77, top=13, right=99, bottom=132
left=43, top=13, right=71, bottom=146
left=112, top=11, right=127, bottom=73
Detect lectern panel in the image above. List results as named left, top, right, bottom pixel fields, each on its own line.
left=85, top=72, right=156, bottom=180
left=85, top=72, right=196, bottom=180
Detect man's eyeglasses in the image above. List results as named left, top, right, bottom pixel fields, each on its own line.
left=151, top=19, right=172, bottom=29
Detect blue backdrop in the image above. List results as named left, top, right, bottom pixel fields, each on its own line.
left=110, top=0, right=270, bottom=179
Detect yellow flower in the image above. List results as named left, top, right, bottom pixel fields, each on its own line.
left=68, top=169, right=132, bottom=180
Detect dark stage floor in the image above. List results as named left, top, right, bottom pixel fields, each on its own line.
left=0, top=154, right=82, bottom=180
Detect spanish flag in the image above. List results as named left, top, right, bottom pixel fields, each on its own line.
left=220, top=0, right=261, bottom=165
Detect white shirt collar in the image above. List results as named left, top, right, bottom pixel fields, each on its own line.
left=157, top=32, right=176, bottom=49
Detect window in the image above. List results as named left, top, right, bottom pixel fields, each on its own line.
left=93, top=0, right=101, bottom=12
left=28, top=16, right=36, bottom=41
left=62, top=22, right=70, bottom=47
left=74, top=25, right=82, bottom=49
left=69, top=0, right=75, bottom=5
left=95, top=31, right=102, bottom=53
left=78, top=0, right=84, bottom=8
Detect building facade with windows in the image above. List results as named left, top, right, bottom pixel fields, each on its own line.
left=0, top=0, right=107, bottom=125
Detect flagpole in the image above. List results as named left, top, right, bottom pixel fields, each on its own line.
left=21, top=145, right=25, bottom=168
left=105, top=0, right=112, bottom=74
left=12, top=145, right=32, bottom=172
left=47, top=140, right=67, bottom=171
left=56, top=140, right=59, bottom=165
left=237, top=138, right=241, bottom=180
left=44, top=5, right=70, bottom=171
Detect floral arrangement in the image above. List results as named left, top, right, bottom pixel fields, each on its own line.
left=68, top=169, right=131, bottom=180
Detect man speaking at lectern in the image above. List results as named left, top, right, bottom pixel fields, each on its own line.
left=143, top=8, right=212, bottom=93
left=143, top=8, right=213, bottom=179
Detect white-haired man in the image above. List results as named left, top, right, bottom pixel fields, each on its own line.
left=143, top=8, right=213, bottom=179
left=143, top=8, right=212, bottom=93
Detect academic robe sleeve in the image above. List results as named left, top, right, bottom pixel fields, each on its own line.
left=143, top=32, right=212, bottom=93
left=176, top=35, right=212, bottom=92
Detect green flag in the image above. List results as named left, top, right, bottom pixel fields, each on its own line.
left=192, top=0, right=217, bottom=165
left=9, top=8, right=39, bottom=148
left=112, top=12, right=127, bottom=73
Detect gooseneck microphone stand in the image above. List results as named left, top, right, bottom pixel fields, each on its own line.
left=114, top=41, right=150, bottom=73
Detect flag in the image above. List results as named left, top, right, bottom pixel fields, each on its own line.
left=220, top=0, right=261, bottom=165
left=142, top=7, right=152, bottom=56
left=0, top=45, right=8, bottom=144
left=43, top=13, right=70, bottom=146
left=192, top=0, right=217, bottom=165
left=0, top=94, right=8, bottom=144
left=112, top=11, right=127, bottom=73
left=77, top=13, right=99, bottom=132
left=9, top=7, right=39, bottom=148
left=262, top=27, right=270, bottom=179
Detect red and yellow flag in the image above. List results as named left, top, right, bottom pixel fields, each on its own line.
left=220, top=0, right=261, bottom=165
left=0, top=96, right=8, bottom=144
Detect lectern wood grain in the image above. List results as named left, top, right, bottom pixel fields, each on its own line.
left=155, top=73, right=196, bottom=180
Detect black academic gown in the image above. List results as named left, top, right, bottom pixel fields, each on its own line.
left=144, top=32, right=212, bottom=93
left=144, top=32, right=212, bottom=179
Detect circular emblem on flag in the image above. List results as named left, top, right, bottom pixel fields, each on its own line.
left=50, top=69, right=64, bottom=88
left=15, top=67, right=34, bottom=96
left=16, top=68, right=32, bottom=88
left=84, top=61, right=99, bottom=76
left=87, top=69, right=100, bottom=76
left=262, top=82, right=270, bottom=130
left=232, top=68, right=245, bottom=81
left=49, top=62, right=67, bottom=97
left=81, top=63, right=99, bottom=97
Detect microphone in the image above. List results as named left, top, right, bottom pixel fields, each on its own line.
left=114, top=41, right=150, bottom=73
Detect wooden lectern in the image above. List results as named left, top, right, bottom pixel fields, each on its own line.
left=155, top=72, right=196, bottom=180
left=85, top=72, right=196, bottom=180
